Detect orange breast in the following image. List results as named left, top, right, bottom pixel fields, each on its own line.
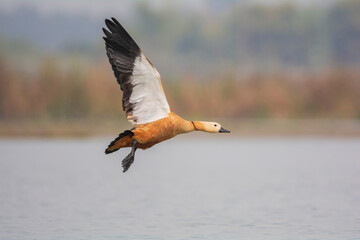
left=132, top=115, right=177, bottom=149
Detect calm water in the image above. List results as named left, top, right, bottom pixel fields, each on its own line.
left=0, top=136, right=359, bottom=239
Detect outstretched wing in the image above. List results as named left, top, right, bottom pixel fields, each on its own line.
left=103, top=18, right=171, bottom=125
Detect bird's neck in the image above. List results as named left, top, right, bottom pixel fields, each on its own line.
left=190, top=121, right=204, bottom=132
left=183, top=120, right=207, bottom=133
left=171, top=113, right=204, bottom=133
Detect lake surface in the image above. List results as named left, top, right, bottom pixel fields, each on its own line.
left=0, top=137, right=359, bottom=239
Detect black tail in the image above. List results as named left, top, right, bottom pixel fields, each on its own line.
left=105, top=130, right=134, bottom=154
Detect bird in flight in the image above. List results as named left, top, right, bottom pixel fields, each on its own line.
left=103, top=18, right=230, bottom=172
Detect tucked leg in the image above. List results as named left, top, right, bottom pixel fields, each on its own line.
left=122, top=140, right=137, bottom=172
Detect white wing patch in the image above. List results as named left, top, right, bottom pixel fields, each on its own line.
left=129, top=53, right=171, bottom=125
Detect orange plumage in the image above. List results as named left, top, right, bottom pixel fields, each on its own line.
left=106, top=113, right=193, bottom=152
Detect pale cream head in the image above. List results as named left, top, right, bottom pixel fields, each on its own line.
left=195, top=121, right=230, bottom=133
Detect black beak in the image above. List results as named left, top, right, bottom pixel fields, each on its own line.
left=219, top=127, right=230, bottom=133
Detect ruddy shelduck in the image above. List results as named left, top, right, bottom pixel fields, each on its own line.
left=103, top=18, right=230, bottom=172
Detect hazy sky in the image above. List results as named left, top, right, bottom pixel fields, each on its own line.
left=1, top=0, right=340, bottom=17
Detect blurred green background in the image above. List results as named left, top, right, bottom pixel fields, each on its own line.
left=1, top=0, right=360, bottom=137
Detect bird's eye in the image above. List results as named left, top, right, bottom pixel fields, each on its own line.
left=214, top=124, right=217, bottom=127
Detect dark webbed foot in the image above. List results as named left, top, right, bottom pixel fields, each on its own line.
left=122, top=152, right=135, bottom=172
left=122, top=140, right=137, bottom=172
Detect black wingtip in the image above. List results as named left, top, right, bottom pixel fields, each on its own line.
left=111, top=17, right=121, bottom=26
left=105, top=18, right=117, bottom=31
left=102, top=28, right=110, bottom=38
left=104, top=18, right=112, bottom=25
left=102, top=16, right=141, bottom=92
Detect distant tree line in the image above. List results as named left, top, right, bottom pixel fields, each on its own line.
left=0, top=57, right=359, bottom=120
